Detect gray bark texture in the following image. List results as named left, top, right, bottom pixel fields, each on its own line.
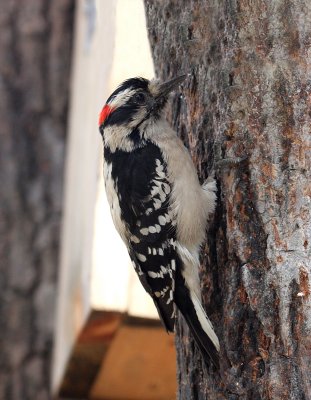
left=144, top=1, right=311, bottom=399
left=0, top=1, right=74, bottom=399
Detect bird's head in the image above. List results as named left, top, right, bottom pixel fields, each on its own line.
left=98, top=75, right=186, bottom=149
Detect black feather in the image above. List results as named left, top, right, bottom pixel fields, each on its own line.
left=105, top=77, right=149, bottom=105
left=174, top=269, right=219, bottom=368
left=104, top=141, right=177, bottom=331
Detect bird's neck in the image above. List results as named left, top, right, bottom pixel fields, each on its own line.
left=103, top=124, right=147, bottom=153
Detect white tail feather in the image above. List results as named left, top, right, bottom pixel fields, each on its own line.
left=190, top=291, right=220, bottom=351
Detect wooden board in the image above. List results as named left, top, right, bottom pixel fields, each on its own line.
left=57, top=311, right=122, bottom=399
left=90, top=325, right=176, bottom=400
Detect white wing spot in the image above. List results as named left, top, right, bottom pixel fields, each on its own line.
left=158, top=248, right=164, bottom=256
left=149, top=226, right=157, bottom=234
left=130, top=235, right=140, bottom=244
left=153, top=199, right=162, bottom=209
left=157, top=171, right=166, bottom=179
left=163, top=183, right=171, bottom=194
left=147, top=266, right=170, bottom=279
left=151, top=186, right=159, bottom=197
left=145, top=207, right=153, bottom=215
left=154, top=287, right=170, bottom=298
left=158, top=215, right=166, bottom=225
left=159, top=189, right=166, bottom=202
left=137, top=253, right=147, bottom=262
left=155, top=161, right=165, bottom=178
left=160, top=286, right=170, bottom=296
left=140, top=228, right=149, bottom=236
left=151, top=180, right=167, bottom=202
left=155, top=224, right=161, bottom=233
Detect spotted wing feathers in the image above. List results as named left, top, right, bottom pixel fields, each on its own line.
left=108, top=142, right=178, bottom=332
left=128, top=151, right=178, bottom=332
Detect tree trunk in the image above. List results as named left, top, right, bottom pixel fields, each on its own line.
left=144, top=1, right=311, bottom=398
left=0, top=1, right=74, bottom=399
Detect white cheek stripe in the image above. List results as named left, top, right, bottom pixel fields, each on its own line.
left=108, top=88, right=136, bottom=109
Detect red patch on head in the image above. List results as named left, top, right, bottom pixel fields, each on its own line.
left=99, top=104, right=114, bottom=126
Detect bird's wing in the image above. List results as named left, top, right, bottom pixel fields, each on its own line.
left=121, top=142, right=178, bottom=332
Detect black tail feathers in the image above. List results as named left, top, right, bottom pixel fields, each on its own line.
left=174, top=279, right=220, bottom=368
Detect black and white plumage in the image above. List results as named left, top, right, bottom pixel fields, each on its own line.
left=99, top=75, right=220, bottom=366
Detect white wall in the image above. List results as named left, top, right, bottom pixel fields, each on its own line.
left=52, top=0, right=156, bottom=393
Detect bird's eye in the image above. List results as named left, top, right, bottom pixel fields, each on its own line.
left=133, top=92, right=146, bottom=104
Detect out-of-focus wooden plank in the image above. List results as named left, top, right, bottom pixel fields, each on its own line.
left=58, top=311, right=122, bottom=399
left=90, top=325, right=176, bottom=400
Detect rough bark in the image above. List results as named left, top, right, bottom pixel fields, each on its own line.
left=144, top=1, right=311, bottom=399
left=0, top=1, right=74, bottom=399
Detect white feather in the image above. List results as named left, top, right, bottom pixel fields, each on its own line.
left=190, top=291, right=220, bottom=351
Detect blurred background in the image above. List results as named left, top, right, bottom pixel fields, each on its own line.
left=0, top=1, right=175, bottom=399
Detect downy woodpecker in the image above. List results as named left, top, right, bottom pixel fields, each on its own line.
left=99, top=76, right=220, bottom=367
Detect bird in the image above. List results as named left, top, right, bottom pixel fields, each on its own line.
left=98, top=75, right=220, bottom=367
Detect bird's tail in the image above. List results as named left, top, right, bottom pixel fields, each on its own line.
left=174, top=278, right=220, bottom=368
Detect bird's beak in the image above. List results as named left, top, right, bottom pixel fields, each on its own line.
left=156, top=74, right=187, bottom=99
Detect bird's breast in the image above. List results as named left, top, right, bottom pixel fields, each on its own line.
left=103, top=160, right=128, bottom=243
